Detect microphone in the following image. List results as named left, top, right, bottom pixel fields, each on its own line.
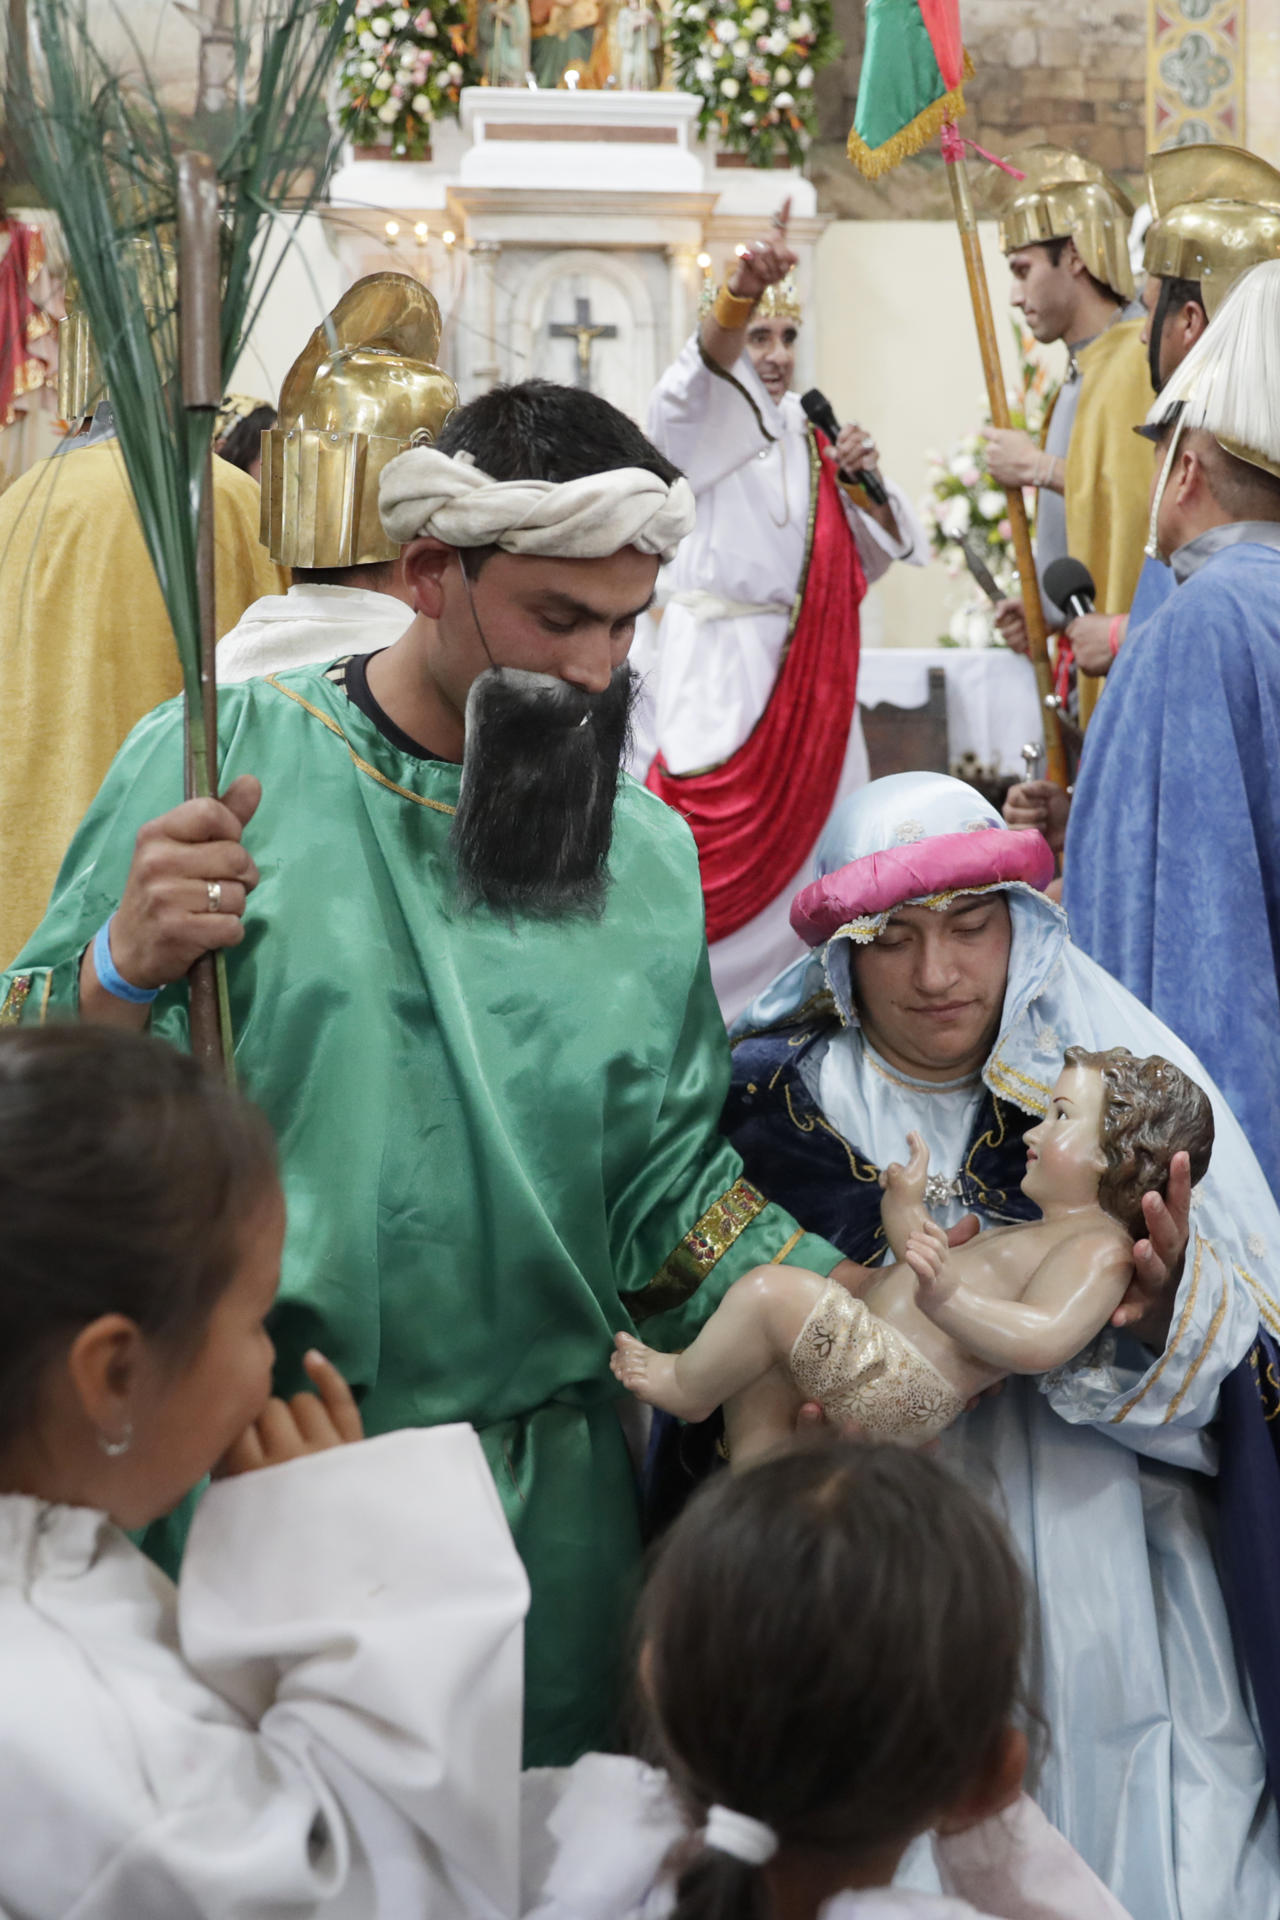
left=799, top=388, right=889, bottom=507
left=1042, top=556, right=1096, bottom=623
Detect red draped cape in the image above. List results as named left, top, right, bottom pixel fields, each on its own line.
left=645, top=430, right=866, bottom=944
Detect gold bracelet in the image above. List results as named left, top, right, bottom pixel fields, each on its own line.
left=713, top=283, right=757, bottom=329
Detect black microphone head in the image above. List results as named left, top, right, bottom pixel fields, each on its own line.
left=1043, top=556, right=1096, bottom=610
left=799, top=388, right=841, bottom=439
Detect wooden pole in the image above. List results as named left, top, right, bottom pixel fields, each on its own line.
left=176, top=151, right=231, bottom=1071
left=944, top=151, right=1068, bottom=790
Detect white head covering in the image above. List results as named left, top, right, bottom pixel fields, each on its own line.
left=379, top=446, right=696, bottom=563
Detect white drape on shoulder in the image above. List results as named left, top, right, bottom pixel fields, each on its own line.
left=216, top=583, right=415, bottom=684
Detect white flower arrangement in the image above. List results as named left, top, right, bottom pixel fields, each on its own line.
left=328, top=1, right=479, bottom=157
left=668, top=0, right=838, bottom=167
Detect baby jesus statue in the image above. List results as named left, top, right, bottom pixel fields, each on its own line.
left=613, top=1047, right=1213, bottom=1463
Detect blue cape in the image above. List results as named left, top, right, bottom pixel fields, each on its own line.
left=1065, top=541, right=1280, bottom=1195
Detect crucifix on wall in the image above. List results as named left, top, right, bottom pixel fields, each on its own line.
left=549, top=296, right=617, bottom=391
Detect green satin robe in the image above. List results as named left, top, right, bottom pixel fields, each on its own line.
left=2, top=663, right=841, bottom=1764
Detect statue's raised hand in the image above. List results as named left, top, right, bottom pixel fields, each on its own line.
left=880, top=1130, right=930, bottom=1259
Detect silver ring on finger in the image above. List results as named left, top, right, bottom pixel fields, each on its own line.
left=207, top=880, right=222, bottom=914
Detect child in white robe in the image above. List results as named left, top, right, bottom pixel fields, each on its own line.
left=520, top=1443, right=1132, bottom=1920
left=0, top=1024, right=528, bottom=1920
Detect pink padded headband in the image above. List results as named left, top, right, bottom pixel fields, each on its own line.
left=790, top=827, right=1056, bottom=948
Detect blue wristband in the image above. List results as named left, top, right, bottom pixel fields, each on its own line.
left=92, top=917, right=159, bottom=1006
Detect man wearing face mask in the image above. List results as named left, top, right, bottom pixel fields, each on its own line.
left=0, top=379, right=857, bottom=1770
left=634, top=201, right=925, bottom=1024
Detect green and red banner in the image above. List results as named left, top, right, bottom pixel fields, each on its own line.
left=847, top=0, right=971, bottom=178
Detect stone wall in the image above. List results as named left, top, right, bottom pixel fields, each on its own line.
left=812, top=0, right=1146, bottom=218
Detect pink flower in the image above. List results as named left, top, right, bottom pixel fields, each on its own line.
left=998, top=518, right=1012, bottom=541
left=776, top=1, right=791, bottom=13
left=391, top=80, right=405, bottom=97
left=756, top=35, right=768, bottom=47
left=414, top=8, right=432, bottom=25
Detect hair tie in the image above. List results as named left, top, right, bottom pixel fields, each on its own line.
left=704, top=1805, right=779, bottom=1865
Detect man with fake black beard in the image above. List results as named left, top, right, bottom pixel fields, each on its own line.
left=2, top=380, right=857, bottom=1769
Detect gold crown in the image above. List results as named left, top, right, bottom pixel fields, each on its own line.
left=1144, top=144, right=1280, bottom=318
left=216, top=392, right=273, bottom=441
left=697, top=267, right=804, bottom=323
left=261, top=273, right=459, bottom=569
left=993, top=145, right=1136, bottom=302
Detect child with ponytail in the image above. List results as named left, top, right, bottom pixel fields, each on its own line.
left=0, top=1025, right=528, bottom=1920
left=522, top=1443, right=1131, bottom=1920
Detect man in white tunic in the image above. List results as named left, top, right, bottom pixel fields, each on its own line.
left=217, top=272, right=455, bottom=685
left=637, top=206, right=925, bottom=1021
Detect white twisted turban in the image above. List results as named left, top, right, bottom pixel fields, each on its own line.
left=379, top=447, right=695, bottom=563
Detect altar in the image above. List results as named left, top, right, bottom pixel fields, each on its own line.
left=323, top=87, right=829, bottom=418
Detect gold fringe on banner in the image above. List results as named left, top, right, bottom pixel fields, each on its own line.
left=845, top=51, right=974, bottom=180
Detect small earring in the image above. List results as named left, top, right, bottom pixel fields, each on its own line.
left=96, top=1424, right=133, bottom=1459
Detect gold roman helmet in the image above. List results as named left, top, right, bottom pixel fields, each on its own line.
left=261, top=273, right=459, bottom=569
left=58, top=235, right=177, bottom=430
left=56, top=273, right=103, bottom=430
left=995, top=145, right=1136, bottom=302
left=1143, top=144, right=1280, bottom=319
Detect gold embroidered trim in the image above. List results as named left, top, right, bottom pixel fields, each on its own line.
left=783, top=1084, right=881, bottom=1184
left=987, top=1059, right=1050, bottom=1118
left=1164, top=1243, right=1229, bottom=1425
left=1112, top=1232, right=1202, bottom=1423
left=625, top=1177, right=769, bottom=1323
left=264, top=675, right=456, bottom=817
left=771, top=1228, right=805, bottom=1265
left=1234, top=1263, right=1280, bottom=1340
left=38, top=973, right=53, bottom=1024
left=1251, top=1340, right=1280, bottom=1422
left=833, top=882, right=1015, bottom=947
left=0, top=975, right=32, bottom=1024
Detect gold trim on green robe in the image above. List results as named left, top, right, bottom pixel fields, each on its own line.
left=3, top=661, right=842, bottom=1765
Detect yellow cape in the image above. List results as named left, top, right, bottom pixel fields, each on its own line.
left=0, top=441, right=287, bottom=963
left=1062, top=317, right=1155, bottom=725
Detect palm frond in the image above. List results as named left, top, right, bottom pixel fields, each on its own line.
left=15, top=0, right=355, bottom=725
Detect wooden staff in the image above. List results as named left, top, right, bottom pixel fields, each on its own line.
left=176, top=151, right=232, bottom=1071
left=944, top=149, right=1068, bottom=790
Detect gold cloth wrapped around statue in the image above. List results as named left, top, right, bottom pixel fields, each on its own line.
left=261, top=273, right=459, bottom=569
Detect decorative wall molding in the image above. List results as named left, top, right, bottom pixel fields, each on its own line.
left=1149, top=0, right=1246, bottom=149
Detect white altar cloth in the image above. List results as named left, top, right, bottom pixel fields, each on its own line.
left=857, top=646, right=1045, bottom=779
